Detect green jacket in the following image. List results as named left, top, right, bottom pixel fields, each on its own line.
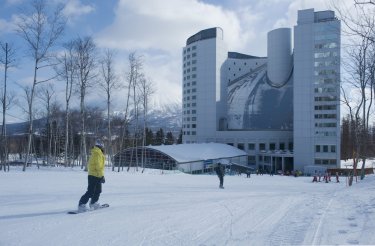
left=88, top=146, right=105, bottom=178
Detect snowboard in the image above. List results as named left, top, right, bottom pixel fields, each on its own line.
left=68, top=204, right=109, bottom=214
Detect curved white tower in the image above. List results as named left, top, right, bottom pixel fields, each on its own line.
left=182, top=27, right=228, bottom=143
left=267, top=28, right=293, bottom=87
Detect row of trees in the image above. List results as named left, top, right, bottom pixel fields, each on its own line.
left=341, top=115, right=375, bottom=160
left=335, top=1, right=375, bottom=185
left=0, top=105, right=181, bottom=169
left=0, top=0, right=163, bottom=172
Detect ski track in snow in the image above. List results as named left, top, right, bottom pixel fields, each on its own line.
left=1, top=168, right=375, bottom=246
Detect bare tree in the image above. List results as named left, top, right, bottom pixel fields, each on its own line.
left=37, top=83, right=55, bottom=166
left=128, top=53, right=143, bottom=172
left=138, top=76, right=155, bottom=172
left=336, top=1, right=375, bottom=183
left=73, top=36, right=97, bottom=170
left=0, top=42, right=16, bottom=171
left=16, top=0, right=65, bottom=171
left=115, top=53, right=142, bottom=172
left=99, top=49, right=120, bottom=169
left=355, top=0, right=375, bottom=5
left=55, top=41, right=76, bottom=167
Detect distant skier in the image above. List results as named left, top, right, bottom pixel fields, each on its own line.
left=77, top=139, right=106, bottom=212
left=335, top=172, right=340, bottom=183
left=312, top=171, right=318, bottom=183
left=214, top=162, right=225, bottom=189
left=246, top=170, right=251, bottom=178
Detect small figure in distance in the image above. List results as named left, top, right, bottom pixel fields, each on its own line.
left=246, top=170, right=251, bottom=178
left=312, top=171, right=318, bottom=183
left=214, top=162, right=225, bottom=189
left=335, top=172, right=340, bottom=183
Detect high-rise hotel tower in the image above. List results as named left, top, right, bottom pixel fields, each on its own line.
left=293, top=9, right=341, bottom=171
left=181, top=9, right=341, bottom=173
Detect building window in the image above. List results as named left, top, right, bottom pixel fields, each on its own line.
left=331, top=145, right=336, bottom=153
left=270, top=143, right=276, bottom=150
left=248, top=155, right=256, bottom=164
left=192, top=46, right=196, bottom=50
left=316, top=145, right=321, bottom=152
left=237, top=143, right=245, bottom=150
left=279, top=143, right=285, bottom=150
left=192, top=124, right=196, bottom=128
left=323, top=145, right=328, bottom=152
left=259, top=143, right=266, bottom=151
left=248, top=143, right=255, bottom=150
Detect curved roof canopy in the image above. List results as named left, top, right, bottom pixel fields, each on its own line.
left=147, top=143, right=247, bottom=163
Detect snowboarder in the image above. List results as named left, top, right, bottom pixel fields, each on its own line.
left=214, top=162, right=225, bottom=189
left=77, top=139, right=106, bottom=212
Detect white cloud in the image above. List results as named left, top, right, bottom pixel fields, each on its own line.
left=0, top=15, right=19, bottom=35
left=62, top=0, right=95, bottom=20
left=95, top=0, right=245, bottom=54
left=93, top=0, right=358, bottom=111
left=94, top=0, right=252, bottom=109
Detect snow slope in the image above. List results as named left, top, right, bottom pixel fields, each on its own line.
left=1, top=167, right=375, bottom=246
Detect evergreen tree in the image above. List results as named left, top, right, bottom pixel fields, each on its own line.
left=145, top=127, right=154, bottom=146
left=165, top=131, right=174, bottom=145
left=154, top=128, right=164, bottom=145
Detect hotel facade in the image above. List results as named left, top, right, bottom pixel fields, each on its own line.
left=181, top=9, right=341, bottom=173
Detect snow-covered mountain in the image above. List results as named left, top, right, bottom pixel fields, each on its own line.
left=3, top=103, right=182, bottom=136
left=112, top=103, right=182, bottom=132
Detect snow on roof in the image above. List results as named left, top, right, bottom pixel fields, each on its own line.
left=147, top=143, right=247, bottom=163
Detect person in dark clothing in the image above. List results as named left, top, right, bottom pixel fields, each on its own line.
left=214, top=163, right=225, bottom=189
left=246, top=170, right=251, bottom=178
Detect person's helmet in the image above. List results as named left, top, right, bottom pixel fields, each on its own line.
left=95, top=139, right=104, bottom=148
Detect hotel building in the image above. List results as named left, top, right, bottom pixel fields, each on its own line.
left=181, top=9, right=341, bottom=173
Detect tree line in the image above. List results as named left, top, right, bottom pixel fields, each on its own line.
left=334, top=1, right=375, bottom=185
left=0, top=0, right=177, bottom=172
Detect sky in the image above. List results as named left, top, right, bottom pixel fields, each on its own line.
left=1, top=166, right=375, bottom=245
left=0, top=0, right=355, bottom=123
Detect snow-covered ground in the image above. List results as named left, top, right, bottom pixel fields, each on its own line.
left=1, top=167, right=375, bottom=246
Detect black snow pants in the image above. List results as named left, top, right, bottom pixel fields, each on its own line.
left=79, top=175, right=102, bottom=205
